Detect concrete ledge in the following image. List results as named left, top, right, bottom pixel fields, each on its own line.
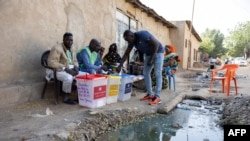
left=157, top=91, right=186, bottom=114
left=0, top=81, right=54, bottom=107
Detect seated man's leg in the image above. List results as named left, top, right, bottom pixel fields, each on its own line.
left=56, top=71, right=75, bottom=104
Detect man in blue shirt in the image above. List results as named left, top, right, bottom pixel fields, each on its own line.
left=77, top=39, right=108, bottom=74
left=117, top=30, right=164, bottom=105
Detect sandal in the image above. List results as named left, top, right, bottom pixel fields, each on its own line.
left=63, top=98, right=77, bottom=105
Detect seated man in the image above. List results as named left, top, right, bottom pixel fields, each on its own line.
left=47, top=32, right=79, bottom=105
left=102, top=43, right=122, bottom=73
left=77, top=39, right=108, bottom=74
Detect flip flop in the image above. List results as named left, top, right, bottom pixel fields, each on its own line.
left=63, top=99, right=77, bottom=105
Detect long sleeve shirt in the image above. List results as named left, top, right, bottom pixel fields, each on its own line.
left=77, top=46, right=101, bottom=71
left=48, top=43, right=78, bottom=71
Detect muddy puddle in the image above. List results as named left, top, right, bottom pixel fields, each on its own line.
left=97, top=99, right=224, bottom=141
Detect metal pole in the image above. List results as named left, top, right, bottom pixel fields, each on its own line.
left=190, top=0, right=195, bottom=39
left=187, top=0, right=196, bottom=70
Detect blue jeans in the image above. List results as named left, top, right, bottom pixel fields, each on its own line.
left=143, top=53, right=164, bottom=98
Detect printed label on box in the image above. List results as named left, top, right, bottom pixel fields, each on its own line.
left=124, top=83, right=132, bottom=94
left=94, top=85, right=106, bottom=99
left=109, top=90, right=119, bottom=96
left=109, top=85, right=119, bottom=96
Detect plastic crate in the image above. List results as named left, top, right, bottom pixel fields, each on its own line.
left=75, top=74, right=107, bottom=108
left=112, top=74, right=134, bottom=101
left=106, top=75, right=121, bottom=104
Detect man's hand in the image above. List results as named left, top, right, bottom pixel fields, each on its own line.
left=74, top=66, right=79, bottom=73
left=100, top=65, right=108, bottom=71
left=65, top=68, right=78, bottom=76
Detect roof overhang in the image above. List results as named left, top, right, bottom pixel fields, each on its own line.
left=125, top=0, right=176, bottom=28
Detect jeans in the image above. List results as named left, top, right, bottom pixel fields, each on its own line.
left=143, top=52, right=164, bottom=98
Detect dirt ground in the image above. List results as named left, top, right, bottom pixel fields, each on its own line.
left=0, top=65, right=249, bottom=141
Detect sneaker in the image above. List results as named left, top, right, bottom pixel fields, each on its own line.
left=140, top=95, right=153, bottom=101
left=149, top=97, right=161, bottom=105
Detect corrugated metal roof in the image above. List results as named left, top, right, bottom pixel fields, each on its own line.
left=126, top=0, right=202, bottom=42
left=125, top=0, right=176, bottom=28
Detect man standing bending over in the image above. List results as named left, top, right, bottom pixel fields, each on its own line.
left=117, top=30, right=164, bottom=105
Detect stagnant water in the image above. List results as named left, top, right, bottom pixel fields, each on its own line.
left=97, top=99, right=224, bottom=141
